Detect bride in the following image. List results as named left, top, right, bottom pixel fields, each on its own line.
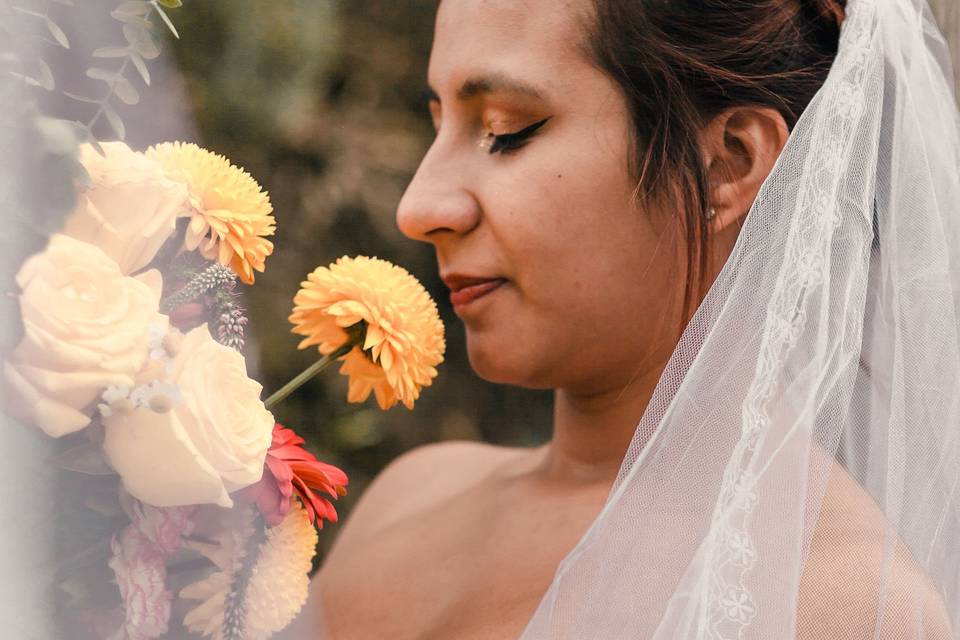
left=292, top=0, right=959, bottom=637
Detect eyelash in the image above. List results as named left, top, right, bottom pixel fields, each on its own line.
left=487, top=117, right=551, bottom=155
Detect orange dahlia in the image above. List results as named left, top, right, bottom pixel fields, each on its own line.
left=289, top=256, right=445, bottom=410
left=146, top=142, right=275, bottom=284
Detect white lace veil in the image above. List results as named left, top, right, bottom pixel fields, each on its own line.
left=519, top=0, right=960, bottom=637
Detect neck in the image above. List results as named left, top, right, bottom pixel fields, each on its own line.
left=533, top=359, right=668, bottom=486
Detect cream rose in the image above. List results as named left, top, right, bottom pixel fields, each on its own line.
left=62, top=141, right=189, bottom=274
left=103, top=325, right=273, bottom=508
left=3, top=235, right=165, bottom=437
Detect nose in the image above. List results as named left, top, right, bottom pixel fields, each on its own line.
left=396, top=141, right=481, bottom=244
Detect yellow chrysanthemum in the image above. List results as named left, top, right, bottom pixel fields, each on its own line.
left=147, top=141, right=275, bottom=284
left=289, top=255, right=445, bottom=410
left=181, top=502, right=318, bottom=640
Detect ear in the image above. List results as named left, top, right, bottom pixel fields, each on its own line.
left=699, top=107, right=790, bottom=232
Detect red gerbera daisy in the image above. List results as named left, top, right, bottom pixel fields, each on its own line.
left=244, top=423, right=348, bottom=527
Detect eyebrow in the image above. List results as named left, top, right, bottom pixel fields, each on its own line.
left=420, top=72, right=547, bottom=104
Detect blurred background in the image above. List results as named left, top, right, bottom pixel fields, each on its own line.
left=23, top=0, right=960, bottom=568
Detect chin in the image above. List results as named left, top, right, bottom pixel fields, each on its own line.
left=465, top=334, right=554, bottom=390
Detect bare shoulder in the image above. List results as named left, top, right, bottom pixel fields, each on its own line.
left=798, top=537, right=953, bottom=639
left=797, top=460, right=953, bottom=639
left=324, top=440, right=527, bottom=558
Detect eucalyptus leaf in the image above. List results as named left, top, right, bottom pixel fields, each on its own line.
left=34, top=116, right=78, bottom=155
left=43, top=16, right=69, bottom=48
left=69, top=120, right=92, bottom=142
left=71, top=122, right=105, bottom=156
left=92, top=45, right=129, bottom=58
left=154, top=4, right=179, bottom=39
left=88, top=136, right=105, bottom=156
left=111, top=0, right=152, bottom=17
left=36, top=58, right=54, bottom=90
left=48, top=440, right=116, bottom=476
left=85, top=66, right=119, bottom=82
left=114, top=13, right=152, bottom=29
left=8, top=71, right=41, bottom=88
left=122, top=22, right=160, bottom=59
left=112, top=76, right=139, bottom=105
left=102, top=103, right=125, bottom=140
left=11, top=7, right=45, bottom=18
left=129, top=51, right=150, bottom=85
left=157, top=0, right=182, bottom=8
left=63, top=91, right=98, bottom=104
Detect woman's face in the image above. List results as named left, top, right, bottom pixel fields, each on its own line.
left=396, top=0, right=686, bottom=393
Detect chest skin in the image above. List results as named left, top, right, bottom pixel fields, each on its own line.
left=317, top=466, right=610, bottom=640
left=308, top=446, right=947, bottom=640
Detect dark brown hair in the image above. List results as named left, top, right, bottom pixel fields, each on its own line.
left=582, top=0, right=846, bottom=334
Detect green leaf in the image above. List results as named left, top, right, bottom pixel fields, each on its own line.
left=129, top=51, right=150, bottom=85
left=154, top=4, right=179, bottom=39
left=102, top=103, right=125, bottom=141
left=122, top=22, right=160, bottom=59
left=157, top=0, right=182, bottom=8
left=92, top=46, right=130, bottom=58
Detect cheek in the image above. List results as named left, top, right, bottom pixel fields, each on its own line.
left=475, top=189, right=679, bottom=388
left=507, top=157, right=660, bottom=311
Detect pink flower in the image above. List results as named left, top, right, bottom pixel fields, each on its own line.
left=108, top=500, right=195, bottom=639
left=243, top=424, right=348, bottom=527
left=128, top=502, right=195, bottom=555
left=108, top=528, right=171, bottom=640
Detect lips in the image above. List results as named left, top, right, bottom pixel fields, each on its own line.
left=442, top=274, right=507, bottom=308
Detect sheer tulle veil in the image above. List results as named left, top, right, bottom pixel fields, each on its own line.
left=519, top=0, right=960, bottom=636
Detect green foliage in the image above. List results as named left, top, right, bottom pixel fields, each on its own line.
left=56, top=0, right=182, bottom=144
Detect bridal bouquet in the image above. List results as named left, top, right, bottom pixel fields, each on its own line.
left=2, top=4, right=445, bottom=636
left=2, top=137, right=445, bottom=638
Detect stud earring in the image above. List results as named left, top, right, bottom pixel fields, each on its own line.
left=706, top=206, right=717, bottom=220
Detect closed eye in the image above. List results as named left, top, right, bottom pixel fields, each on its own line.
left=489, top=117, right=551, bottom=155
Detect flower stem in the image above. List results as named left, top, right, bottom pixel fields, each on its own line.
left=264, top=342, right=355, bottom=410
